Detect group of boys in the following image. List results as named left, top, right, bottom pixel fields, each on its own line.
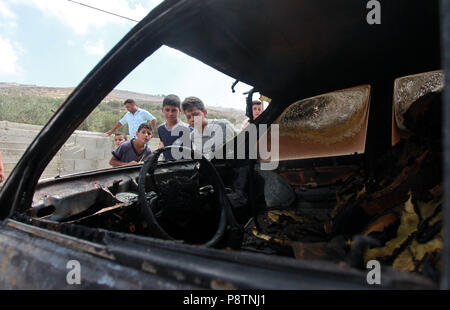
left=0, top=98, right=264, bottom=185
left=107, top=95, right=240, bottom=166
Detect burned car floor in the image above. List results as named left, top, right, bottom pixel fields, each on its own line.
left=0, top=0, right=447, bottom=289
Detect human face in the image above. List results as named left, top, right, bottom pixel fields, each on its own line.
left=252, top=104, right=263, bottom=119
left=184, top=107, right=207, bottom=129
left=162, top=105, right=181, bottom=123
left=114, top=135, right=126, bottom=147
left=125, top=103, right=137, bottom=113
left=136, top=128, right=153, bottom=143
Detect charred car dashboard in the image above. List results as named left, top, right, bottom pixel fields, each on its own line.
left=0, top=0, right=448, bottom=289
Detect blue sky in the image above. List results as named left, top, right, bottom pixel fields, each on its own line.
left=0, top=0, right=255, bottom=110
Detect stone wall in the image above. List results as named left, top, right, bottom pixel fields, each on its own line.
left=0, top=121, right=160, bottom=181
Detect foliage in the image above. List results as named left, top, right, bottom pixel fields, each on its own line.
left=0, top=91, right=244, bottom=136
left=0, top=92, right=61, bottom=125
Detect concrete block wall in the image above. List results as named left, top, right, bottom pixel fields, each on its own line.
left=0, top=121, right=160, bottom=181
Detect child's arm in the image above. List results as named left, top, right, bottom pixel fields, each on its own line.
left=109, top=156, right=138, bottom=167
left=158, top=141, right=164, bottom=149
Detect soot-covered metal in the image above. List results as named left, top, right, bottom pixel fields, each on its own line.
left=0, top=0, right=445, bottom=289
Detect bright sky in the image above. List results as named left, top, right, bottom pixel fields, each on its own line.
left=0, top=0, right=255, bottom=111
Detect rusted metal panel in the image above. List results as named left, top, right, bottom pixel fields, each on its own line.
left=273, top=85, right=371, bottom=161
left=0, top=0, right=445, bottom=290
left=0, top=219, right=437, bottom=289
left=279, top=166, right=358, bottom=187
left=324, top=87, right=444, bottom=281
left=392, top=70, right=444, bottom=145
left=0, top=221, right=196, bottom=289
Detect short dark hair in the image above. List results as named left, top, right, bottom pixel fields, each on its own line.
left=182, top=96, right=206, bottom=112
left=162, top=94, right=181, bottom=109
left=252, top=100, right=262, bottom=106
left=124, top=99, right=135, bottom=105
left=137, top=123, right=152, bottom=133
left=114, top=132, right=127, bottom=140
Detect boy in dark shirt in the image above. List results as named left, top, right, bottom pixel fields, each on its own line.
left=109, top=123, right=153, bottom=167
left=157, top=94, right=191, bottom=160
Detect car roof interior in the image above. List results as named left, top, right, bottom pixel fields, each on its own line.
left=164, top=0, right=441, bottom=158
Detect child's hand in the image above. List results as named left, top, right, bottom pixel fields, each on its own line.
left=128, top=161, right=138, bottom=165
left=0, top=171, right=5, bottom=183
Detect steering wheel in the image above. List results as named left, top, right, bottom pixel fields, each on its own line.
left=137, top=146, right=242, bottom=248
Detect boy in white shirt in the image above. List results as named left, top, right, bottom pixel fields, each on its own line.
left=182, top=96, right=237, bottom=159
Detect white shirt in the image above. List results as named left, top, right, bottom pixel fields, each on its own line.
left=191, top=119, right=237, bottom=159
left=119, top=108, right=156, bottom=138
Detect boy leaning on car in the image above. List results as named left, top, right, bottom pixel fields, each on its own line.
left=109, top=123, right=153, bottom=167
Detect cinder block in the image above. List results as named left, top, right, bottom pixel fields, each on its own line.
left=74, top=159, right=98, bottom=172
left=48, top=155, right=61, bottom=166
left=74, top=129, right=105, bottom=137
left=4, top=163, right=18, bottom=172
left=2, top=155, right=27, bottom=165
left=41, top=169, right=60, bottom=179
left=0, top=121, right=133, bottom=178
left=62, top=159, right=75, bottom=172
left=0, top=121, right=43, bottom=131
left=61, top=145, right=85, bottom=160
left=0, top=148, right=26, bottom=158
left=97, top=159, right=112, bottom=170
left=96, top=137, right=113, bottom=149
left=75, top=136, right=98, bottom=150
left=0, top=133, right=37, bottom=144
left=44, top=159, right=61, bottom=173
left=85, top=147, right=105, bottom=160
left=65, top=135, right=76, bottom=145
left=0, top=127, right=40, bottom=138
left=0, top=142, right=29, bottom=151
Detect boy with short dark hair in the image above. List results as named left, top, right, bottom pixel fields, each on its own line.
left=113, top=132, right=127, bottom=148
left=182, top=96, right=236, bottom=158
left=109, top=123, right=153, bottom=167
left=241, top=100, right=264, bottom=130
left=157, top=94, right=191, bottom=161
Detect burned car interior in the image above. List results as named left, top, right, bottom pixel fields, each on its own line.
left=0, top=0, right=447, bottom=289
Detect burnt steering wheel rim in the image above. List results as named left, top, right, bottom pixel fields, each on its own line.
left=137, top=146, right=233, bottom=247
